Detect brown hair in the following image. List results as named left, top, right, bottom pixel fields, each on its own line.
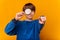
left=23, top=3, right=35, bottom=12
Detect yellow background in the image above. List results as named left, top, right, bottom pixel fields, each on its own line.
left=0, top=0, right=60, bottom=40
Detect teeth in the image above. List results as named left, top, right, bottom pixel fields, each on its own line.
left=25, top=9, right=31, bottom=14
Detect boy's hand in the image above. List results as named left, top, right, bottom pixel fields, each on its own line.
left=15, top=12, right=24, bottom=20
left=38, top=16, right=46, bottom=24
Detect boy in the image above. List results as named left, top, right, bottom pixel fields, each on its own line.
left=5, top=3, right=46, bottom=40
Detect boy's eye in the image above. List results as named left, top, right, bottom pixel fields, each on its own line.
left=25, top=9, right=31, bottom=14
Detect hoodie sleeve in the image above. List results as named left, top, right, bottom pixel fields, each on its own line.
left=38, top=22, right=44, bottom=30
left=36, top=19, right=44, bottom=30
left=5, top=18, right=18, bottom=35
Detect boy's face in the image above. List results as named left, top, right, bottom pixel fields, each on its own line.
left=25, top=11, right=35, bottom=19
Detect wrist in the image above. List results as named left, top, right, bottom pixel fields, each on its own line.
left=39, top=20, right=45, bottom=24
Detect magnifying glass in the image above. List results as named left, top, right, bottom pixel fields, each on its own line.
left=25, top=9, right=31, bottom=14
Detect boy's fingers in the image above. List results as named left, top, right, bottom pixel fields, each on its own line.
left=16, top=12, right=24, bottom=16
left=38, top=16, right=46, bottom=22
left=38, top=17, right=42, bottom=22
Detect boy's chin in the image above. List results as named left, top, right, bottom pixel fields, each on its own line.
left=27, top=17, right=33, bottom=19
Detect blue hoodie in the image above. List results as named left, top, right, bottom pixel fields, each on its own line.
left=5, top=19, right=44, bottom=40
